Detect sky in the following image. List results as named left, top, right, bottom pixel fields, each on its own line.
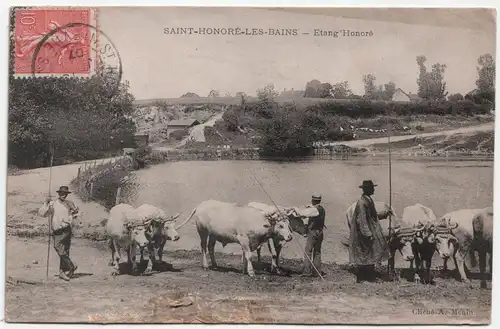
left=96, top=7, right=496, bottom=100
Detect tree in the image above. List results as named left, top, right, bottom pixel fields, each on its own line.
left=256, top=84, right=279, bottom=102
left=304, top=79, right=322, bottom=97
left=384, top=81, right=397, bottom=99
left=319, top=82, right=333, bottom=98
left=331, top=81, right=352, bottom=99
left=362, top=74, right=377, bottom=98
left=208, top=89, right=220, bottom=98
left=448, top=93, right=464, bottom=101
left=416, top=56, right=448, bottom=100
left=475, top=53, right=495, bottom=103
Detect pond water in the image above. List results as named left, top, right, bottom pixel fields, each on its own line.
left=134, top=157, right=494, bottom=265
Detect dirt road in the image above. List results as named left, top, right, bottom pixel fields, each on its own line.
left=5, top=236, right=491, bottom=324
left=333, top=122, right=494, bottom=148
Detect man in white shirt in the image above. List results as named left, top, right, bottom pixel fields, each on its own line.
left=38, top=186, right=79, bottom=281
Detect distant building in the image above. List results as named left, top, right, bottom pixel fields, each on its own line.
left=167, top=119, right=200, bottom=137
left=391, top=88, right=421, bottom=102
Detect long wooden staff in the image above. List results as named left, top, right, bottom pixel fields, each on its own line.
left=46, top=143, right=54, bottom=279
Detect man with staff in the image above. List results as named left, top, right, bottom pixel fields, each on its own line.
left=38, top=186, right=80, bottom=281
left=349, top=180, right=393, bottom=283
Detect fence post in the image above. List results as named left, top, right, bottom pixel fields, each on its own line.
left=89, top=182, right=94, bottom=200
left=77, top=167, right=81, bottom=178
left=115, top=187, right=121, bottom=205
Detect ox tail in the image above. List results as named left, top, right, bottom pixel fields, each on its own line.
left=175, top=207, right=197, bottom=230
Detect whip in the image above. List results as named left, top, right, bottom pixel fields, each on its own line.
left=248, top=170, right=324, bottom=281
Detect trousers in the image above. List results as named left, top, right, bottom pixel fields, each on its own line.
left=53, top=226, right=75, bottom=272
left=302, top=229, right=323, bottom=274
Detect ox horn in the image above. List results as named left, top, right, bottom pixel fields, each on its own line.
left=170, top=212, right=181, bottom=221
left=447, top=220, right=458, bottom=230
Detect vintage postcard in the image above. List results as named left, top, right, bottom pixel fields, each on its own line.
left=6, top=6, right=495, bottom=324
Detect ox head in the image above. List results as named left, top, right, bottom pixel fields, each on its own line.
left=425, top=219, right=459, bottom=259
left=145, top=213, right=181, bottom=242
left=264, top=210, right=293, bottom=242
left=125, top=222, right=149, bottom=248
left=390, top=225, right=423, bottom=261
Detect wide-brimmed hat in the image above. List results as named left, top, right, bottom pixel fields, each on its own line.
left=56, top=186, right=71, bottom=194
left=359, top=180, right=377, bottom=189
left=311, top=193, right=322, bottom=201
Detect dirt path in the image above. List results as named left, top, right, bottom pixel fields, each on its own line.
left=333, top=122, right=494, bottom=148
left=4, top=236, right=491, bottom=324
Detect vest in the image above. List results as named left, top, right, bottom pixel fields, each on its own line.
left=308, top=204, right=325, bottom=231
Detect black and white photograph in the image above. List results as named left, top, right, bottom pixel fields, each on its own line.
left=5, top=6, right=496, bottom=324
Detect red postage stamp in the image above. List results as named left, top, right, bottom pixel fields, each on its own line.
left=13, top=7, right=98, bottom=77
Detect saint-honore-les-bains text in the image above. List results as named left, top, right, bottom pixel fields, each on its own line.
left=163, top=27, right=374, bottom=37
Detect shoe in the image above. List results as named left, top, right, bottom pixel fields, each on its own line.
left=67, top=265, right=78, bottom=278
left=59, top=272, right=70, bottom=281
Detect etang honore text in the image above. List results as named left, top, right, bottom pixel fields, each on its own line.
left=163, top=27, right=373, bottom=37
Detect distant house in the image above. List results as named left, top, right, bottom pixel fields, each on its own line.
left=167, top=119, right=200, bottom=137
left=391, top=88, right=421, bottom=102
left=464, top=89, right=478, bottom=101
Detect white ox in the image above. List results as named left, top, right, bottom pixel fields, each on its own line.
left=176, top=199, right=293, bottom=277
left=134, top=204, right=181, bottom=273
left=105, top=203, right=150, bottom=275
left=247, top=201, right=318, bottom=274
left=439, top=207, right=492, bottom=286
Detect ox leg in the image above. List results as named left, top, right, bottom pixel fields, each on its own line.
left=478, top=250, right=488, bottom=289
left=239, top=237, right=255, bottom=277
left=453, top=252, right=470, bottom=283
left=129, top=244, right=138, bottom=274
left=208, top=235, right=218, bottom=269
left=198, top=229, right=209, bottom=270
left=145, top=243, right=156, bottom=274
left=388, top=249, right=397, bottom=280
left=414, top=251, right=422, bottom=283
left=423, top=258, right=433, bottom=284
left=267, top=239, right=282, bottom=274
left=256, top=246, right=261, bottom=266
left=158, top=240, right=166, bottom=263
left=109, top=239, right=115, bottom=267
left=275, top=243, right=283, bottom=275
left=111, top=240, right=122, bottom=275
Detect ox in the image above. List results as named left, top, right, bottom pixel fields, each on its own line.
left=248, top=201, right=316, bottom=274
left=134, top=204, right=181, bottom=273
left=176, top=200, right=293, bottom=277
left=439, top=207, right=492, bottom=287
left=344, top=201, right=420, bottom=280
left=105, top=203, right=150, bottom=275
left=399, top=203, right=443, bottom=283
left=472, top=207, right=493, bottom=288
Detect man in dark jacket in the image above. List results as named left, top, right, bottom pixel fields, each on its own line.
left=349, top=180, right=393, bottom=283
left=299, top=193, right=326, bottom=277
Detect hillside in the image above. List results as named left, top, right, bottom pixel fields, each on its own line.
left=131, top=97, right=495, bottom=153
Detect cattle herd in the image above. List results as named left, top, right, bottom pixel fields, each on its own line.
left=103, top=199, right=493, bottom=288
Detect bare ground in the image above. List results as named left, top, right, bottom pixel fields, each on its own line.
left=4, top=236, right=491, bottom=324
